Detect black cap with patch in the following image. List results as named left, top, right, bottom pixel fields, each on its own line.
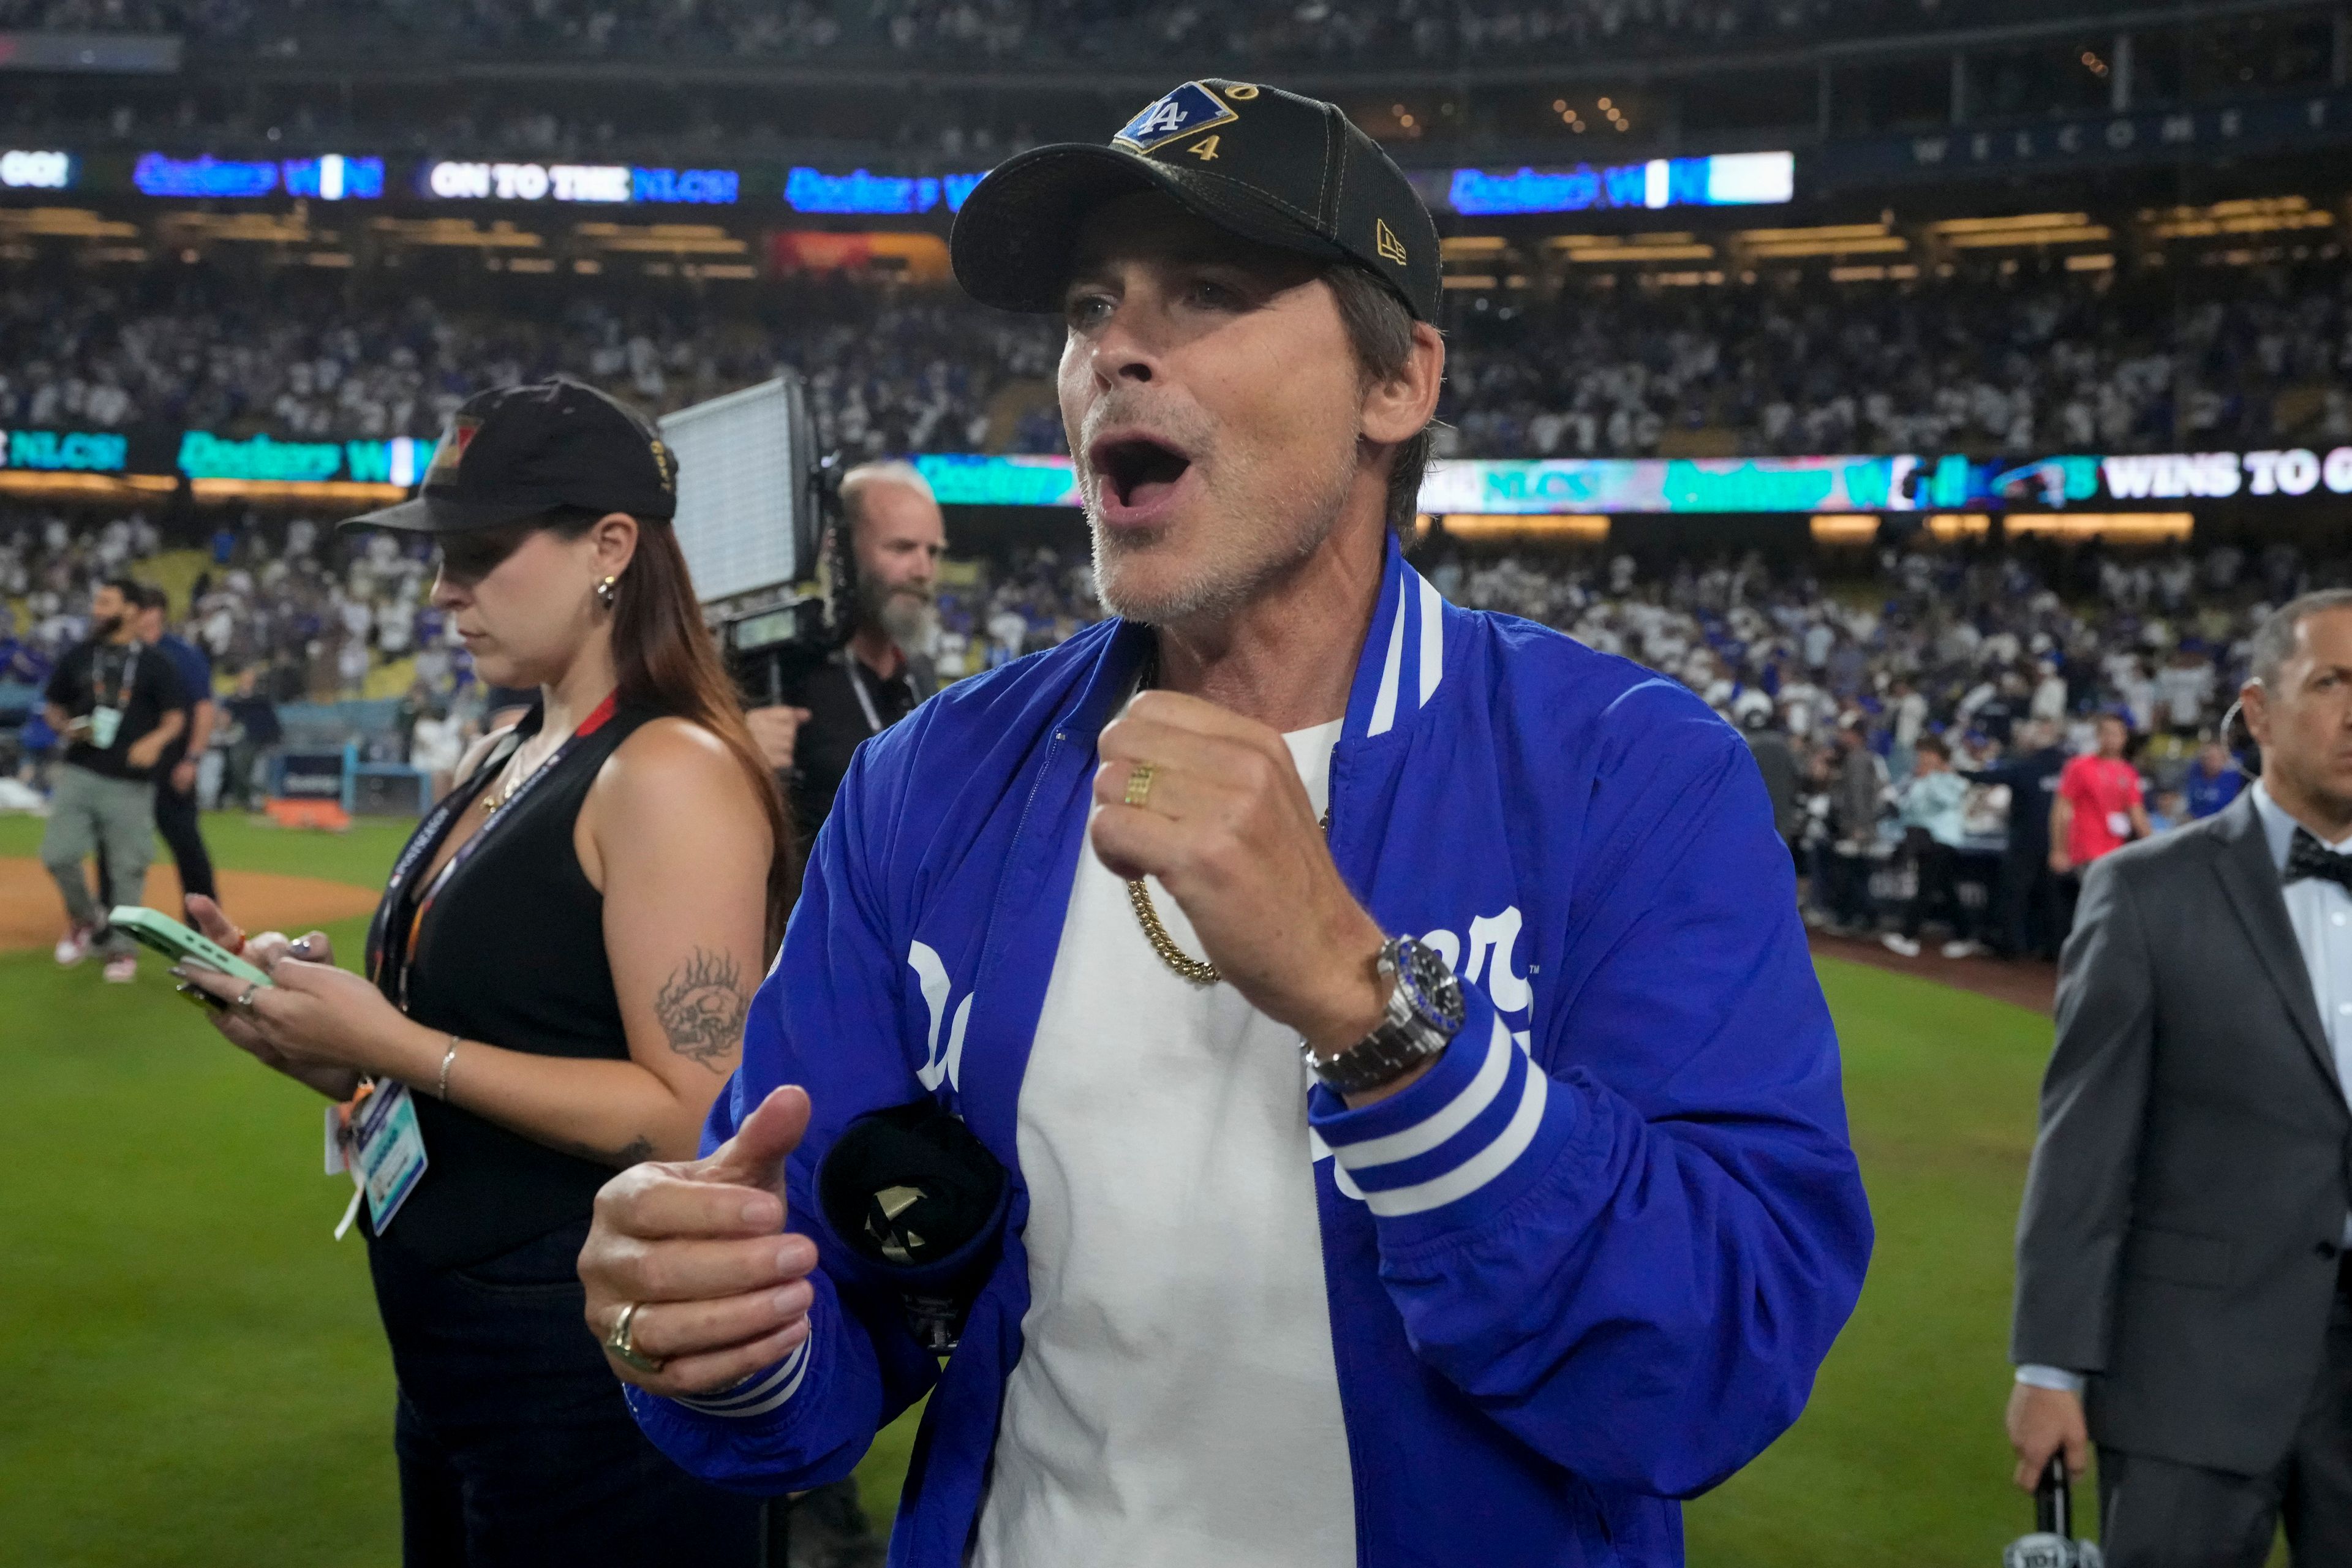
left=341, top=377, right=678, bottom=534
left=951, top=79, right=1441, bottom=322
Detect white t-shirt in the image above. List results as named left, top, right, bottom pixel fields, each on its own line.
left=970, top=718, right=1355, bottom=1568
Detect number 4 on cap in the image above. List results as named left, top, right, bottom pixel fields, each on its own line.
left=1187, top=135, right=1221, bottom=160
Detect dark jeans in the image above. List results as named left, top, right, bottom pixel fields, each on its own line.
left=367, top=1218, right=764, bottom=1568
left=1990, top=850, right=2059, bottom=960
left=2096, top=1265, right=2352, bottom=1566
left=1820, top=845, right=1878, bottom=930
left=153, top=775, right=216, bottom=901
left=1899, top=839, right=1977, bottom=943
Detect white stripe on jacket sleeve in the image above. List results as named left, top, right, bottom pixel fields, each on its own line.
left=673, top=1336, right=810, bottom=1419
left=1318, top=1015, right=1551, bottom=1218
left=1362, top=1066, right=1547, bottom=1218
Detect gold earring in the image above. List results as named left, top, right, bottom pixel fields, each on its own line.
left=595, top=575, right=618, bottom=609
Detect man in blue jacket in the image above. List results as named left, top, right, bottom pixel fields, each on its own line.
left=581, top=80, right=1872, bottom=1567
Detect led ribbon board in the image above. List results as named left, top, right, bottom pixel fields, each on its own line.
left=1446, top=151, right=1794, bottom=216
left=132, top=152, right=383, bottom=200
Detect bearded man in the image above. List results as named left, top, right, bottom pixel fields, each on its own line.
left=744, top=459, right=948, bottom=850
left=582, top=81, right=1872, bottom=1567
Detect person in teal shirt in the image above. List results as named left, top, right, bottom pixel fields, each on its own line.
left=1884, top=734, right=1980, bottom=957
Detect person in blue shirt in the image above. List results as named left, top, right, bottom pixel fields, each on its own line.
left=578, top=80, right=1871, bottom=1568
left=2183, top=734, right=2245, bottom=820
left=132, top=584, right=219, bottom=902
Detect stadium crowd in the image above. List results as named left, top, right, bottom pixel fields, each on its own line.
left=0, top=271, right=1057, bottom=460
left=0, top=497, right=2300, bottom=961
left=7, top=259, right=2350, bottom=461
left=0, top=0, right=2051, bottom=62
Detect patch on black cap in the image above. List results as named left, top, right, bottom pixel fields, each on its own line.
left=1112, top=80, right=1242, bottom=154
left=951, top=78, right=1441, bottom=322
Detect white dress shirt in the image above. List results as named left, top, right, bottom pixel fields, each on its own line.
left=2018, top=782, right=2352, bottom=1396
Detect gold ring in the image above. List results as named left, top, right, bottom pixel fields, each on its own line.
left=608, top=1301, right=665, bottom=1374
left=1123, top=761, right=1157, bottom=810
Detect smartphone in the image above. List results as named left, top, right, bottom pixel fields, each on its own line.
left=107, top=906, right=276, bottom=989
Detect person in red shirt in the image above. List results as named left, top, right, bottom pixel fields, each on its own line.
left=2049, top=713, right=2152, bottom=934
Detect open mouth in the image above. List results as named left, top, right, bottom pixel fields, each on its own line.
left=1089, top=433, right=1193, bottom=514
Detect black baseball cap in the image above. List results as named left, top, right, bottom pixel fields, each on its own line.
left=951, top=79, right=1442, bottom=322
left=341, top=377, right=678, bottom=534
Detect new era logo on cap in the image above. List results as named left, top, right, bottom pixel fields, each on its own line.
left=1374, top=218, right=1409, bottom=267
left=1115, top=81, right=1241, bottom=154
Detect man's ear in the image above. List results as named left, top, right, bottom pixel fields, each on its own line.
left=1360, top=322, right=1444, bottom=447
left=2240, top=679, right=2272, bottom=748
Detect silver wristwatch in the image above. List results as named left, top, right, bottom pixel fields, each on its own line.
left=1303, top=935, right=1466, bottom=1096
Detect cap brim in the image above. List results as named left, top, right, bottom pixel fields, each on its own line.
left=951, top=142, right=1351, bottom=314
left=336, top=492, right=555, bottom=534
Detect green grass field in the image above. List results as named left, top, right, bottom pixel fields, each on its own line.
left=0, top=812, right=2060, bottom=1566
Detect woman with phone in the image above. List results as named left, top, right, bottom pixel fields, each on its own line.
left=178, top=380, right=794, bottom=1567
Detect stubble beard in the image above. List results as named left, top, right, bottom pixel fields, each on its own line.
left=1084, top=419, right=1359, bottom=630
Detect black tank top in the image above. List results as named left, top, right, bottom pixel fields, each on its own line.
left=364, top=698, right=658, bottom=1270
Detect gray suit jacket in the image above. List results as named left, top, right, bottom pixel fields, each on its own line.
left=2013, top=790, right=2352, bottom=1474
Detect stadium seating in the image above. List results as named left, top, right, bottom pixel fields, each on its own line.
left=0, top=0, right=2084, bottom=63
left=6, top=255, right=2348, bottom=461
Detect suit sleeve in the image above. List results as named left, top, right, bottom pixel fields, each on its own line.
left=1310, top=701, right=1872, bottom=1498
left=2010, top=853, right=2154, bottom=1372
left=626, top=737, right=940, bottom=1494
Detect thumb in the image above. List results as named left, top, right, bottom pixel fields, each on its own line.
left=695, top=1085, right=810, bottom=1195
left=185, top=892, right=235, bottom=942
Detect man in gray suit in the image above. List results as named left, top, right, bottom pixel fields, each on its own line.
left=2007, top=589, right=2352, bottom=1564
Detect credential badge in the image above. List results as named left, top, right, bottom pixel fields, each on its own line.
left=1115, top=81, right=1240, bottom=155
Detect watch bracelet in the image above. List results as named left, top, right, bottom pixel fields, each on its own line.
left=1303, top=937, right=1457, bottom=1095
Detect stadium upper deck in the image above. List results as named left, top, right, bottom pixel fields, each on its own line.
left=0, top=0, right=2336, bottom=176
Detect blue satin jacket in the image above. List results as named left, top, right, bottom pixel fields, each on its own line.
left=628, top=537, right=1874, bottom=1566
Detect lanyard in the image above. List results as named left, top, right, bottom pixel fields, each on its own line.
left=847, top=654, right=886, bottom=737
left=366, top=692, right=618, bottom=1008
left=94, top=643, right=140, bottom=709
left=845, top=650, right=929, bottom=737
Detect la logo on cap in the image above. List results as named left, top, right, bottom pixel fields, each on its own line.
left=1374, top=218, right=1409, bottom=266
left=1115, top=81, right=1240, bottom=154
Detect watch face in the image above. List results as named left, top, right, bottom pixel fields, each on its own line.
left=1393, top=937, right=1466, bottom=1031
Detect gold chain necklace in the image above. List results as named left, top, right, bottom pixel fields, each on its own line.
left=1120, top=646, right=1332, bottom=987
left=1126, top=808, right=1328, bottom=987
left=1128, top=876, right=1223, bottom=986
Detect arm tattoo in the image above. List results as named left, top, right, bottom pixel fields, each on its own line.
left=654, top=947, right=750, bottom=1072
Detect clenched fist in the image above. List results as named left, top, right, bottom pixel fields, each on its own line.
left=1091, top=689, right=1390, bottom=1063
left=578, top=1087, right=823, bottom=1398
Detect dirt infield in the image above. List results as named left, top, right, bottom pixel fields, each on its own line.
left=0, top=856, right=380, bottom=953
left=1809, top=930, right=2058, bottom=1014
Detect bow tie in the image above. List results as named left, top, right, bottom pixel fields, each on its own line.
left=2285, top=829, right=2352, bottom=892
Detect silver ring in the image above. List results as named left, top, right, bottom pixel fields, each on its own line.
left=233, top=983, right=260, bottom=1011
